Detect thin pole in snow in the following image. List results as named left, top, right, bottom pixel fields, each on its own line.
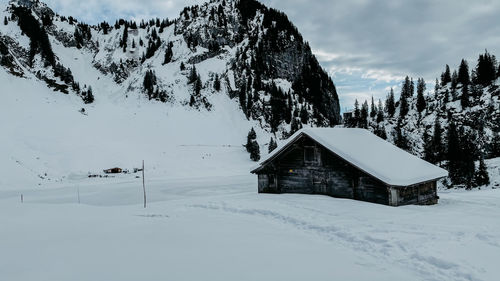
left=142, top=160, right=147, bottom=208
left=21, top=194, right=23, bottom=203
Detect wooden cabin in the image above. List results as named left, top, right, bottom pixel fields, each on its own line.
left=103, top=167, right=123, bottom=174
left=251, top=128, right=448, bottom=206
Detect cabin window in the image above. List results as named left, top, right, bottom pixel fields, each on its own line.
left=304, top=146, right=318, bottom=164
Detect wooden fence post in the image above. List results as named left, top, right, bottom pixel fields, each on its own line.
left=142, top=160, right=147, bottom=208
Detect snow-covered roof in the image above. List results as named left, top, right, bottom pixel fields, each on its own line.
left=252, top=128, right=448, bottom=186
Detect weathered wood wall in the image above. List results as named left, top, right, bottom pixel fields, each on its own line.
left=393, top=181, right=438, bottom=206
left=257, top=135, right=390, bottom=205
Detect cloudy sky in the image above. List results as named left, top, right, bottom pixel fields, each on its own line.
left=4, top=0, right=500, bottom=109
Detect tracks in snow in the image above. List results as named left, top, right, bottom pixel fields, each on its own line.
left=191, top=201, right=484, bottom=281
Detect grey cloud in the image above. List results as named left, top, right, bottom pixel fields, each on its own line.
left=263, top=0, right=500, bottom=81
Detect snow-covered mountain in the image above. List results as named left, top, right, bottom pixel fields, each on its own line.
left=0, top=0, right=341, bottom=135
left=0, top=0, right=342, bottom=190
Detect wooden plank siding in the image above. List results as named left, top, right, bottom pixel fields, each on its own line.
left=394, top=181, right=438, bottom=206
left=255, top=134, right=438, bottom=206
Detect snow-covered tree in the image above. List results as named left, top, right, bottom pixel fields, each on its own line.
left=214, top=74, right=221, bottom=92
left=416, top=78, right=426, bottom=113
left=441, top=64, right=451, bottom=86
left=246, top=128, right=260, bottom=161
left=474, top=157, right=490, bottom=187
left=376, top=99, right=384, bottom=123
left=360, top=100, right=369, bottom=128
left=370, top=96, right=377, bottom=118
left=386, top=88, right=395, bottom=117
left=163, top=42, right=174, bottom=64
left=458, top=59, right=470, bottom=86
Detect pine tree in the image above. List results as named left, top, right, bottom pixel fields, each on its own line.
left=83, top=86, right=94, bottom=104
left=401, top=76, right=411, bottom=99
left=394, top=120, right=409, bottom=151
left=475, top=50, right=497, bottom=86
left=410, top=77, right=415, bottom=97
left=443, top=89, right=449, bottom=106
left=386, top=88, right=395, bottom=117
left=246, top=128, right=260, bottom=161
left=399, top=93, right=409, bottom=119
left=451, top=70, right=458, bottom=89
left=432, top=118, right=444, bottom=164
left=461, top=131, right=476, bottom=188
left=246, top=90, right=254, bottom=117
left=189, top=94, right=196, bottom=107
left=360, top=100, right=369, bottom=128
left=290, top=117, right=301, bottom=135
left=416, top=78, right=426, bottom=113
left=374, top=126, right=387, bottom=140
left=284, top=93, right=292, bottom=124
left=441, top=64, right=451, bottom=86
left=370, top=96, right=377, bottom=118
left=353, top=99, right=360, bottom=123
left=268, top=137, right=277, bottom=153
left=434, top=79, right=440, bottom=98
left=143, top=70, right=157, bottom=99
left=3, top=16, right=7, bottom=25
left=376, top=99, right=384, bottom=123
left=423, top=129, right=434, bottom=163
left=250, top=140, right=260, bottom=161
left=214, top=74, right=221, bottom=91
left=299, top=106, right=309, bottom=124
left=188, top=65, right=198, bottom=84
left=399, top=77, right=412, bottom=118
left=490, top=133, right=500, bottom=158
left=74, top=28, right=84, bottom=48
left=458, top=59, right=470, bottom=86
left=163, top=42, right=174, bottom=64
left=239, top=86, right=247, bottom=116
left=447, top=121, right=461, bottom=184
left=121, top=25, right=128, bottom=51
left=100, top=21, right=109, bottom=34
left=447, top=122, right=476, bottom=187
left=269, top=84, right=287, bottom=129
left=246, top=127, right=257, bottom=152
left=460, top=84, right=470, bottom=108
left=41, top=13, right=52, bottom=26
left=474, top=156, right=490, bottom=187
left=194, top=75, right=202, bottom=96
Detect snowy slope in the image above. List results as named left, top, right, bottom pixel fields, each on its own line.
left=0, top=65, right=268, bottom=190
left=1, top=167, right=500, bottom=281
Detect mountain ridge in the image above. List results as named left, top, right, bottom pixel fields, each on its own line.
left=1, top=0, right=341, bottom=138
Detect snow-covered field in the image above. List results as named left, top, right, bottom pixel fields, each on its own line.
left=2, top=61, right=500, bottom=281
left=1, top=172, right=500, bottom=281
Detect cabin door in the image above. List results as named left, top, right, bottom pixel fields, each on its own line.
left=268, top=174, right=278, bottom=192
left=313, top=171, right=327, bottom=194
